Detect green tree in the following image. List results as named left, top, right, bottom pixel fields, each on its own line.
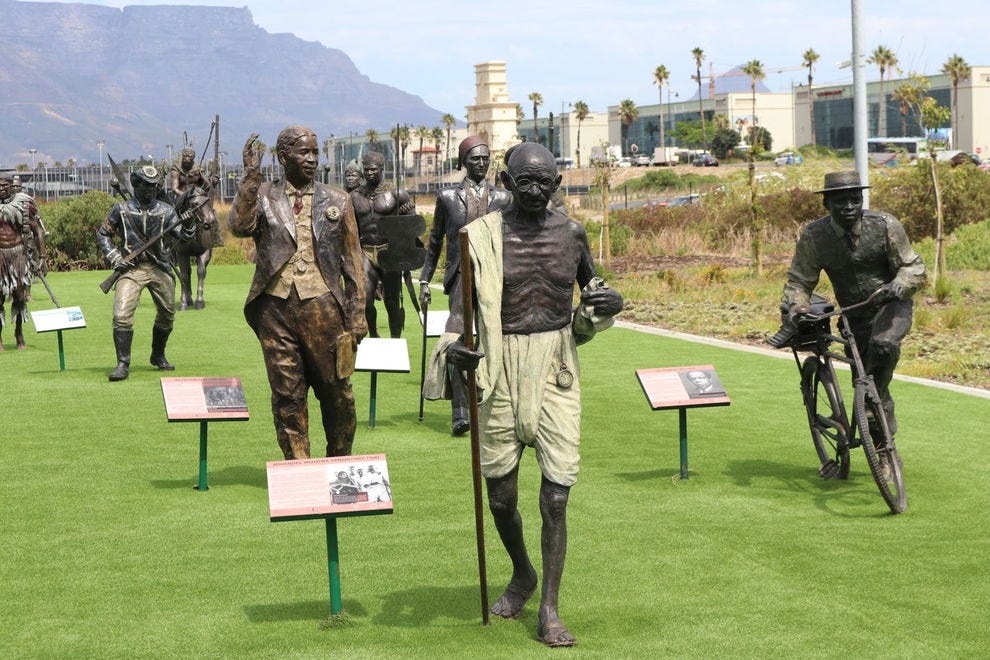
left=365, top=129, right=379, bottom=154
left=617, top=99, right=639, bottom=156
left=895, top=73, right=952, bottom=285
left=43, top=190, right=116, bottom=270
left=653, top=65, right=670, bottom=161
left=670, top=120, right=705, bottom=149
left=573, top=100, right=590, bottom=168
left=868, top=45, right=899, bottom=137
left=941, top=54, right=971, bottom=150
left=691, top=47, right=708, bottom=150
left=891, top=84, right=914, bottom=137
left=528, top=92, right=543, bottom=143
left=802, top=48, right=820, bottom=146
left=710, top=127, right=741, bottom=159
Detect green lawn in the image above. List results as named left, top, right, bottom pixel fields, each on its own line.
left=2, top=265, right=988, bottom=658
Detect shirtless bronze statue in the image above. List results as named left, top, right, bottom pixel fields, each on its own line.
left=446, top=143, right=623, bottom=647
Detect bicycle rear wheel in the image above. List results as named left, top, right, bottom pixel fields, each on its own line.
left=800, top=357, right=850, bottom=479
left=854, top=382, right=907, bottom=514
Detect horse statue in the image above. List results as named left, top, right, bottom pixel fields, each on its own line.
left=169, top=186, right=221, bottom=310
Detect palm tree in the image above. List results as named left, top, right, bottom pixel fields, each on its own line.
left=441, top=113, right=456, bottom=173
left=891, top=84, right=913, bottom=137
left=365, top=129, right=379, bottom=151
left=742, top=59, right=765, bottom=143
left=617, top=99, right=639, bottom=156
left=414, top=125, right=430, bottom=177
left=941, top=54, right=971, bottom=150
left=573, top=100, right=590, bottom=168
left=868, top=45, right=899, bottom=137
left=528, top=92, right=543, bottom=144
left=398, top=125, right=410, bottom=176
left=802, top=48, right=820, bottom=147
left=431, top=126, right=444, bottom=176
left=653, top=65, right=670, bottom=162
left=691, top=47, right=708, bottom=150
left=742, top=59, right=766, bottom=276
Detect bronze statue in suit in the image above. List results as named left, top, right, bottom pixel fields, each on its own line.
left=420, top=136, right=511, bottom=435
left=229, top=126, right=367, bottom=459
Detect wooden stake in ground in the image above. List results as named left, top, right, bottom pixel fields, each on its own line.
left=458, top=229, right=489, bottom=626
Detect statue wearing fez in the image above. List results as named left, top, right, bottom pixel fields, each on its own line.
left=0, top=174, right=47, bottom=351
left=446, top=143, right=623, bottom=647
left=96, top=166, right=194, bottom=380
left=771, top=170, right=927, bottom=438
left=420, top=136, right=511, bottom=436
left=349, top=151, right=416, bottom=338
left=228, top=127, right=367, bottom=459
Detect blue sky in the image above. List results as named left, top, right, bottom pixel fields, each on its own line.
left=43, top=1, right=988, bottom=118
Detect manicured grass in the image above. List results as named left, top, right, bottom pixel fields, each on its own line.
left=2, top=265, right=988, bottom=658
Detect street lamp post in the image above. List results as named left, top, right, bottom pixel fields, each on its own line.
left=97, top=140, right=106, bottom=192
left=29, top=148, right=38, bottom=169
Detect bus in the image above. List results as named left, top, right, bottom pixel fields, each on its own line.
left=867, top=137, right=928, bottom=165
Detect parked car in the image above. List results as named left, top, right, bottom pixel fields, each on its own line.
left=667, top=193, right=701, bottom=207
left=692, top=154, right=719, bottom=167
left=634, top=155, right=652, bottom=166
left=774, top=151, right=804, bottom=166
left=617, top=157, right=633, bottom=167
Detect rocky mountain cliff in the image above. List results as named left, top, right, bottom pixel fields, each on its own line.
left=1, top=0, right=445, bottom=166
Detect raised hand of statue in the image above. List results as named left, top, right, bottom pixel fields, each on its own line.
left=580, top=286, right=623, bottom=318
left=419, top=283, right=432, bottom=308
left=446, top=339, right=484, bottom=371
left=242, top=133, right=261, bottom=170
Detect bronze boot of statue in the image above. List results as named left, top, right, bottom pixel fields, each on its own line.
left=109, top=328, right=133, bottom=381
left=150, top=326, right=175, bottom=370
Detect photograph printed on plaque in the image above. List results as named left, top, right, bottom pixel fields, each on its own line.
left=267, top=454, right=393, bottom=520
left=678, top=369, right=726, bottom=398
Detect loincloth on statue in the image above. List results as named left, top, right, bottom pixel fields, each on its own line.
left=479, top=327, right=582, bottom=487
left=0, top=245, right=32, bottom=295
left=362, top=243, right=388, bottom=269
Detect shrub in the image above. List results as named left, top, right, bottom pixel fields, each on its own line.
left=40, top=191, right=115, bottom=270
left=871, top=165, right=990, bottom=240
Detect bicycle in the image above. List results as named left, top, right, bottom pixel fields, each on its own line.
left=768, top=292, right=907, bottom=514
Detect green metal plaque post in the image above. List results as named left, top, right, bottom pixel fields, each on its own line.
left=368, top=372, right=378, bottom=428
left=678, top=407, right=689, bottom=480
left=325, top=517, right=342, bottom=614
left=56, top=330, right=66, bottom=371
left=195, top=420, right=209, bottom=491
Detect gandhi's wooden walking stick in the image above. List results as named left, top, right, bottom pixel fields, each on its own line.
left=459, top=228, right=489, bottom=626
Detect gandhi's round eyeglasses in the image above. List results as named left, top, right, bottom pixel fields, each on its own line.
left=506, top=172, right=554, bottom=193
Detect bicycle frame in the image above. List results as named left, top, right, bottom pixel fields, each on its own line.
left=783, top=291, right=907, bottom=513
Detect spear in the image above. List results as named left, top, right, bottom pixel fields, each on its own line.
left=458, top=228, right=489, bottom=625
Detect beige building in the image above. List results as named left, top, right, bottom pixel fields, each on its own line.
left=465, top=61, right=520, bottom=155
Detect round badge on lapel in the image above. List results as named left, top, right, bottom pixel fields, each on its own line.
left=325, top=206, right=340, bottom=220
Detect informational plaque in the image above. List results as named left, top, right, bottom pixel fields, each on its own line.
left=355, top=338, right=410, bottom=373
left=419, top=310, right=451, bottom=338
left=267, top=454, right=394, bottom=521
left=31, top=306, right=86, bottom=332
left=161, top=377, right=250, bottom=421
left=636, top=365, right=730, bottom=410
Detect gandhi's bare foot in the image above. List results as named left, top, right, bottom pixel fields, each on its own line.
left=538, top=615, right=576, bottom=648
left=489, top=578, right=537, bottom=619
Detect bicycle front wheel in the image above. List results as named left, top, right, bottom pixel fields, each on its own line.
left=854, top=382, right=907, bottom=514
left=800, top=357, right=850, bottom=479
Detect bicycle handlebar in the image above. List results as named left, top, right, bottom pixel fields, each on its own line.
left=796, top=289, right=886, bottom=324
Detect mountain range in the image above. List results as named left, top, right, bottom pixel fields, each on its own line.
left=1, top=0, right=446, bottom=168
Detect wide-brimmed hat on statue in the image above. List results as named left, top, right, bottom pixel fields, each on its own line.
left=814, top=170, right=871, bottom=194
left=130, top=165, right=160, bottom=186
